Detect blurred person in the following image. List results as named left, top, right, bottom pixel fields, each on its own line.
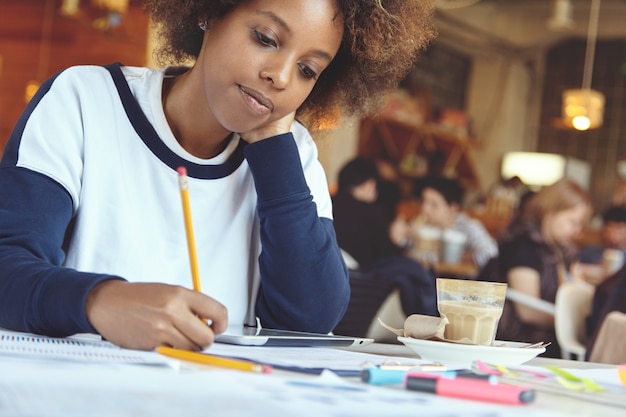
left=415, top=176, right=498, bottom=269
left=610, top=179, right=626, bottom=208
left=576, top=205, right=626, bottom=284
left=488, top=178, right=593, bottom=358
left=585, top=264, right=626, bottom=362
left=374, top=156, right=404, bottom=220
left=332, top=157, right=437, bottom=316
left=484, top=175, right=528, bottom=217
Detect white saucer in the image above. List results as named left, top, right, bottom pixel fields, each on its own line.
left=398, top=336, right=546, bottom=367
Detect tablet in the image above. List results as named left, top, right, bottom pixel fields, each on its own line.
left=215, top=327, right=374, bottom=347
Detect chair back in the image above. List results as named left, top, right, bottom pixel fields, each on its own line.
left=555, top=281, right=595, bottom=361
left=588, top=311, right=626, bottom=364
left=333, top=270, right=397, bottom=338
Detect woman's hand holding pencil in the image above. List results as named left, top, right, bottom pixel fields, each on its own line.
left=85, top=281, right=228, bottom=351
left=81, top=166, right=230, bottom=352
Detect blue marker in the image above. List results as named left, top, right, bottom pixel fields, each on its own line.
left=361, top=367, right=407, bottom=385
left=361, top=368, right=496, bottom=385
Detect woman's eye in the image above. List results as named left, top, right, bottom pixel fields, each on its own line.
left=298, top=64, right=318, bottom=80
left=254, top=30, right=277, bottom=48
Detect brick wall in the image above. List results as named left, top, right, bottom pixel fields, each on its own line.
left=539, top=39, right=626, bottom=212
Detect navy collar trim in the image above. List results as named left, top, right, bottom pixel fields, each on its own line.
left=104, top=62, right=245, bottom=179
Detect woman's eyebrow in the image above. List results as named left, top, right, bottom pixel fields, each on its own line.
left=256, top=10, right=292, bottom=34
left=255, top=9, right=334, bottom=62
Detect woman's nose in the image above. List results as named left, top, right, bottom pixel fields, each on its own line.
left=260, top=59, right=291, bottom=89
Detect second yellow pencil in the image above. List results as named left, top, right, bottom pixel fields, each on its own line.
left=157, top=346, right=273, bottom=374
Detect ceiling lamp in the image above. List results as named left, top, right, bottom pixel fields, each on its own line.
left=562, top=88, right=604, bottom=130
left=562, top=0, right=604, bottom=131
left=548, top=0, right=575, bottom=31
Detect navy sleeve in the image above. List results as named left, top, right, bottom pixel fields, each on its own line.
left=244, top=134, right=350, bottom=333
left=0, top=166, right=122, bottom=336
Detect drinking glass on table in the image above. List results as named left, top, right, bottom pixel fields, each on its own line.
left=436, top=278, right=507, bottom=345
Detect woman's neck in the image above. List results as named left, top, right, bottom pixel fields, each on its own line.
left=162, top=69, right=231, bottom=159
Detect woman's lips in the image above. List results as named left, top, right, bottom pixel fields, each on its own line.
left=239, top=85, right=273, bottom=116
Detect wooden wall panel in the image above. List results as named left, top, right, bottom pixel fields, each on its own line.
left=0, top=0, right=150, bottom=150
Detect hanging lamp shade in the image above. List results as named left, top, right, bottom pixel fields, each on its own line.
left=562, top=88, right=605, bottom=130
left=561, top=0, right=604, bottom=131
left=548, top=0, right=575, bottom=31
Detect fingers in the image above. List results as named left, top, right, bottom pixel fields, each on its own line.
left=240, top=111, right=296, bottom=143
left=172, top=290, right=229, bottom=350
left=192, top=293, right=229, bottom=335
left=155, top=320, right=204, bottom=352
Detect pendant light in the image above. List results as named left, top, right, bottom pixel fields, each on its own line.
left=548, top=0, right=575, bottom=31
left=562, top=0, right=604, bottom=131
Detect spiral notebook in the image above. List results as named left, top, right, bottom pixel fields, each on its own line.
left=0, top=329, right=170, bottom=365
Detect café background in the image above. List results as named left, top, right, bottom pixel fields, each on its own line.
left=3, top=0, right=626, bottom=212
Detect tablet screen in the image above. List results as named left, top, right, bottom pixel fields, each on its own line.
left=215, top=327, right=374, bottom=347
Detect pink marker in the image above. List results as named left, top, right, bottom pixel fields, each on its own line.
left=405, top=371, right=535, bottom=405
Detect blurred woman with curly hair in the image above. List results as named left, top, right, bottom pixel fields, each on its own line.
left=0, top=0, right=436, bottom=351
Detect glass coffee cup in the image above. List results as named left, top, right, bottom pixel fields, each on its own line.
left=436, top=278, right=508, bottom=346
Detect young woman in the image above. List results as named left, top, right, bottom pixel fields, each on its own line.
left=0, top=0, right=436, bottom=351
left=494, top=178, right=592, bottom=357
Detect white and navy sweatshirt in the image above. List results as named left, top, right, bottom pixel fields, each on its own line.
left=0, top=63, right=349, bottom=337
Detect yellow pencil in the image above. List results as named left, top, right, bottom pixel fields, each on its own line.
left=177, top=166, right=202, bottom=293
left=156, top=346, right=273, bottom=374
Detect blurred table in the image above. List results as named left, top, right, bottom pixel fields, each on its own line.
left=409, top=247, right=478, bottom=279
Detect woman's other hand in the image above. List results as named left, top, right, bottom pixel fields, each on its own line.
left=239, top=111, right=296, bottom=143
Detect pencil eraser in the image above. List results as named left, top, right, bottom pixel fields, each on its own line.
left=177, top=166, right=187, bottom=176
left=262, top=365, right=273, bottom=374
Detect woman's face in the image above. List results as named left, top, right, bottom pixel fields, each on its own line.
left=197, top=0, right=343, bottom=133
left=544, top=204, right=589, bottom=245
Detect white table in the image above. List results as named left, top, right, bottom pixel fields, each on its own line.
left=345, top=342, right=624, bottom=417
left=0, top=338, right=623, bottom=417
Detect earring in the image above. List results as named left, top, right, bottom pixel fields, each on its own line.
left=199, top=21, right=207, bottom=31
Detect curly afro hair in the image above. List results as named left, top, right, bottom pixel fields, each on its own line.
left=144, top=0, right=436, bottom=129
